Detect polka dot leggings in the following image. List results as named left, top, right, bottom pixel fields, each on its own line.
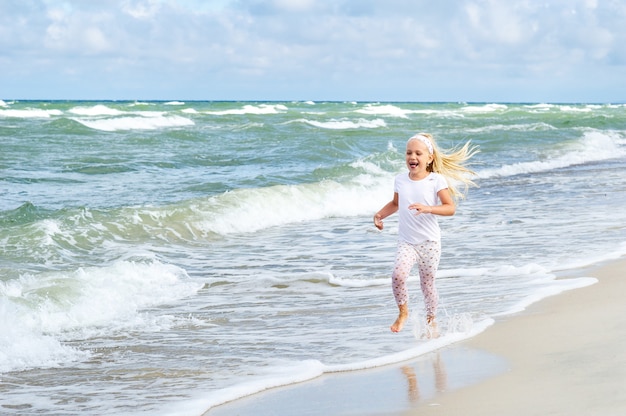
left=392, top=240, right=441, bottom=318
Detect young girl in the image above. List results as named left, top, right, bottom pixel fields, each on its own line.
left=374, top=133, right=477, bottom=334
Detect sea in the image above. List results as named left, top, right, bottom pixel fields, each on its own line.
left=1, top=99, right=625, bottom=415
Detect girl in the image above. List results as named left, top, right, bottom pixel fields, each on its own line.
left=374, top=133, right=477, bottom=335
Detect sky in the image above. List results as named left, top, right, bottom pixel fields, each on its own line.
left=1, top=0, right=625, bottom=102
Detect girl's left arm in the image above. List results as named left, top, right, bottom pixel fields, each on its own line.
left=408, top=188, right=456, bottom=216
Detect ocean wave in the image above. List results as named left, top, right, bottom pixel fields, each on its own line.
left=524, top=103, right=555, bottom=111
left=248, top=271, right=389, bottom=289
left=291, top=118, right=386, bottom=129
left=68, top=104, right=125, bottom=116
left=71, top=114, right=194, bottom=131
left=354, top=103, right=414, bottom=118
left=0, top=260, right=202, bottom=373
left=461, top=122, right=557, bottom=134
left=460, top=103, right=508, bottom=113
left=558, top=105, right=594, bottom=113
left=204, top=104, right=288, bottom=116
left=354, top=103, right=510, bottom=119
left=1, top=168, right=394, bottom=265
left=50, top=172, right=389, bottom=244
left=192, top=175, right=391, bottom=236
left=477, top=130, right=626, bottom=178
left=0, top=202, right=48, bottom=226
left=523, top=103, right=625, bottom=113
left=0, top=108, right=63, bottom=118
left=0, top=296, right=88, bottom=373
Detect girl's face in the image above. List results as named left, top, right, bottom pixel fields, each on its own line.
left=405, top=139, right=433, bottom=176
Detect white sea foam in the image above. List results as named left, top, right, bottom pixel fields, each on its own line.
left=559, top=105, right=593, bottom=113
left=193, top=175, right=391, bottom=236
left=462, top=122, right=557, bottom=134
left=524, top=103, right=554, bottom=110
left=328, top=274, right=389, bottom=288
left=66, top=104, right=194, bottom=130
left=549, top=241, right=626, bottom=271
left=166, top=360, right=327, bottom=416
left=477, top=130, right=626, bottom=178
left=68, top=104, right=125, bottom=116
left=412, top=108, right=465, bottom=118
left=295, top=118, right=386, bottom=129
left=204, top=104, right=288, bottom=115
left=497, top=277, right=598, bottom=316
left=354, top=103, right=414, bottom=118
left=0, top=108, right=63, bottom=118
left=180, top=152, right=398, bottom=237
left=354, top=103, right=510, bottom=119
left=72, top=114, right=194, bottom=131
left=0, top=297, right=88, bottom=373
left=0, top=260, right=202, bottom=373
left=353, top=103, right=484, bottom=119
left=331, top=317, right=494, bottom=372
left=461, top=103, right=508, bottom=113
left=36, top=218, right=64, bottom=246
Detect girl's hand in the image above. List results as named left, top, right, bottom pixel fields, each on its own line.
left=373, top=214, right=384, bottom=230
left=408, top=203, right=431, bottom=214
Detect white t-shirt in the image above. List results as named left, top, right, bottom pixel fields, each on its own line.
left=394, top=172, right=449, bottom=244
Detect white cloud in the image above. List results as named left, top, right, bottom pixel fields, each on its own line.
left=42, top=6, right=113, bottom=55
left=122, top=0, right=163, bottom=19
left=1, top=0, right=625, bottom=101
left=463, top=1, right=530, bottom=45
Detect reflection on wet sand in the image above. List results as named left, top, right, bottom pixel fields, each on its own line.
left=401, top=352, right=448, bottom=405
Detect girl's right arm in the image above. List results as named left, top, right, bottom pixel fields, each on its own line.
left=374, top=192, right=399, bottom=230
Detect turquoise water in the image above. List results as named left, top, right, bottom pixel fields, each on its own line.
left=1, top=100, right=625, bottom=414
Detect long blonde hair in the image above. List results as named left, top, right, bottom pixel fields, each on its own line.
left=409, top=133, right=478, bottom=199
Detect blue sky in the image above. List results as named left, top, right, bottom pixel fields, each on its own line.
left=1, top=0, right=625, bottom=102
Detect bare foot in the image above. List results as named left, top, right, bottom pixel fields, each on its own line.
left=391, top=305, right=409, bottom=332
left=425, top=316, right=439, bottom=339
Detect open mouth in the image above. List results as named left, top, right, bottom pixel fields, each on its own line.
left=409, top=162, right=418, bottom=168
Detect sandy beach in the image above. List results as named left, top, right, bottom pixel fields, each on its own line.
left=414, top=258, right=626, bottom=416
left=206, top=258, right=626, bottom=416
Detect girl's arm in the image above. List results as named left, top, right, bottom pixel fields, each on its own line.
left=374, top=192, right=399, bottom=230
left=408, top=188, right=456, bottom=216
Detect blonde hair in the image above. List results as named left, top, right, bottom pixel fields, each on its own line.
left=408, top=133, right=478, bottom=199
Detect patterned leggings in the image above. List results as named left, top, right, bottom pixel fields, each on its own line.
left=392, top=240, right=441, bottom=318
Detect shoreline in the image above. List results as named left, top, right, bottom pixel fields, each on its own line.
left=203, top=258, right=626, bottom=416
